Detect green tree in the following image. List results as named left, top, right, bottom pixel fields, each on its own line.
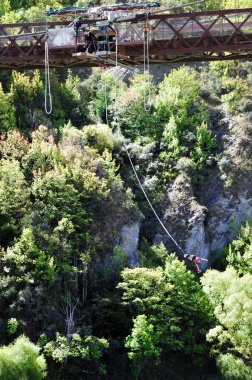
left=59, top=69, right=85, bottom=127
left=217, top=353, right=252, bottom=380
left=190, top=122, right=216, bottom=169
left=0, top=0, right=11, bottom=16
left=10, top=70, right=43, bottom=130
left=118, top=254, right=213, bottom=369
left=43, top=333, right=108, bottom=376
left=0, top=83, right=16, bottom=133
left=7, top=318, right=19, bottom=336
left=0, top=335, right=47, bottom=380
left=0, top=159, right=30, bottom=245
left=2, top=227, right=56, bottom=285
left=226, top=222, right=252, bottom=275
left=0, top=130, right=29, bottom=161
left=82, top=124, right=115, bottom=154
left=201, top=268, right=252, bottom=378
left=159, top=115, right=181, bottom=179
left=156, top=66, right=201, bottom=122
left=86, top=69, right=126, bottom=124
left=125, top=314, right=161, bottom=380
left=114, top=73, right=159, bottom=139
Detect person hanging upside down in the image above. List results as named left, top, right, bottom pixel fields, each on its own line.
left=184, top=254, right=208, bottom=273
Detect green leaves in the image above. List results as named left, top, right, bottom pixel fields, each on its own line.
left=43, top=333, right=109, bottom=375
left=216, top=353, right=252, bottom=380
left=119, top=253, right=213, bottom=373
left=0, top=159, right=30, bottom=246
left=226, top=222, right=252, bottom=275
left=125, top=314, right=162, bottom=378
left=202, top=267, right=252, bottom=378
left=0, top=83, right=15, bottom=133
left=0, top=335, right=47, bottom=380
left=156, top=66, right=201, bottom=121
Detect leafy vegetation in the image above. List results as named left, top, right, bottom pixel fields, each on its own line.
left=0, top=1, right=252, bottom=378
left=0, top=335, right=47, bottom=380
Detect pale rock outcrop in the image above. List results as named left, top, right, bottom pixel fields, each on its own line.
left=120, top=222, right=140, bottom=266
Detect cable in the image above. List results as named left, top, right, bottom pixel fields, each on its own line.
left=102, top=18, right=209, bottom=273
left=143, top=13, right=151, bottom=112
left=44, top=40, right=52, bottom=114
left=111, top=30, right=187, bottom=258
left=44, top=15, right=52, bottom=115
left=122, top=135, right=187, bottom=256
left=104, top=71, right=109, bottom=125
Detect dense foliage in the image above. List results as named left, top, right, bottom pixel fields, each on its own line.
left=0, top=335, right=47, bottom=380
left=0, top=1, right=252, bottom=378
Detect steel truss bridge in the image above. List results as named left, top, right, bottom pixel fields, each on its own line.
left=0, top=7, right=252, bottom=69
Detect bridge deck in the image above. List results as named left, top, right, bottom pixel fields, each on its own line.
left=0, top=8, right=251, bottom=69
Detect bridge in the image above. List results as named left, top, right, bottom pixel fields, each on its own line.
left=0, top=7, right=251, bottom=69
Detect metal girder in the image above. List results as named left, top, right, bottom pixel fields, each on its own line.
left=0, top=8, right=252, bottom=69
left=116, top=8, right=252, bottom=64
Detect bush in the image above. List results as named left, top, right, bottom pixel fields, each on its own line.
left=0, top=335, right=47, bottom=380
left=217, top=353, right=252, bottom=380
left=82, top=124, right=115, bottom=153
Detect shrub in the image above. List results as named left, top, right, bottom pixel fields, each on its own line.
left=0, top=335, right=47, bottom=380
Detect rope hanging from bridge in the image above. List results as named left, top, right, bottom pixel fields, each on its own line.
left=44, top=15, right=52, bottom=115
left=44, top=41, right=52, bottom=115
left=111, top=33, right=188, bottom=257
left=143, top=13, right=151, bottom=112
left=101, top=31, right=209, bottom=273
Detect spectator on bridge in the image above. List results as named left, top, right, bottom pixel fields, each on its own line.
left=85, top=29, right=97, bottom=53
left=68, top=17, right=82, bottom=35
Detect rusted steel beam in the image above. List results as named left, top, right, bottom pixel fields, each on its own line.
left=131, top=7, right=252, bottom=22
left=0, top=8, right=252, bottom=69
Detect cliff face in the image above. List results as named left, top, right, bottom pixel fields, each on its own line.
left=155, top=110, right=252, bottom=264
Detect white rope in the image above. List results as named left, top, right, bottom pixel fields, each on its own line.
left=101, top=29, right=208, bottom=269
left=143, top=14, right=151, bottom=112
left=110, top=32, right=187, bottom=257
left=44, top=24, right=52, bottom=115
left=104, top=72, right=109, bottom=125
left=122, top=136, right=187, bottom=256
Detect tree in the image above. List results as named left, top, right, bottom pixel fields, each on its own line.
left=118, top=254, right=213, bottom=370
left=156, top=66, right=201, bottom=122
left=159, top=115, right=182, bottom=179
left=43, top=333, right=108, bottom=377
left=0, top=335, right=47, bottom=380
left=59, top=69, right=85, bottom=127
left=201, top=268, right=252, bottom=378
left=82, top=124, right=115, bottom=154
left=226, top=222, right=252, bottom=275
left=114, top=73, right=159, bottom=139
left=0, top=0, right=10, bottom=16
left=85, top=69, right=126, bottom=124
left=0, top=130, right=29, bottom=161
left=125, top=314, right=161, bottom=379
left=190, top=122, right=216, bottom=169
left=0, top=159, right=30, bottom=246
left=217, top=353, right=252, bottom=380
left=10, top=70, right=44, bottom=130
left=0, top=83, right=15, bottom=133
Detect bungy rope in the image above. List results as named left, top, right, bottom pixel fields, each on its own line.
left=143, top=12, right=151, bottom=112
left=104, top=31, right=188, bottom=259
left=104, top=30, right=208, bottom=269
left=44, top=39, right=52, bottom=114
left=104, top=71, right=109, bottom=126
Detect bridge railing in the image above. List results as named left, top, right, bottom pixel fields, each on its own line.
left=0, top=21, right=70, bottom=50
left=117, top=8, right=252, bottom=47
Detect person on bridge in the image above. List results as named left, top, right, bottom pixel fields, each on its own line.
left=68, top=17, right=83, bottom=49
left=184, top=254, right=208, bottom=273
left=68, top=17, right=82, bottom=35
left=85, top=29, right=97, bottom=53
